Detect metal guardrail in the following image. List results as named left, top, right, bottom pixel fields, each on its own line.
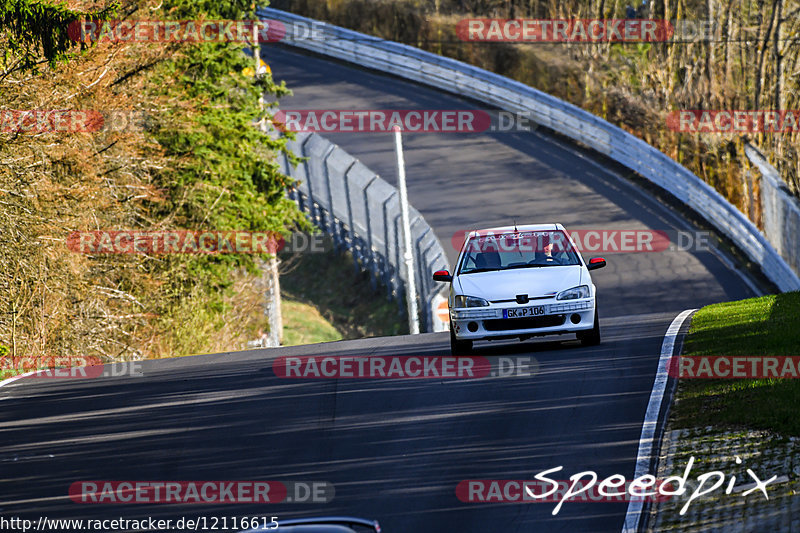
left=278, top=132, right=449, bottom=332
left=745, top=145, right=800, bottom=283
left=258, top=7, right=800, bottom=293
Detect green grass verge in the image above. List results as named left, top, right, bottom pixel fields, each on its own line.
left=671, top=291, right=800, bottom=435
left=280, top=248, right=407, bottom=345
left=281, top=300, right=343, bottom=346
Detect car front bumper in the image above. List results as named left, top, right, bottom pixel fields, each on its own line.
left=450, top=298, right=595, bottom=340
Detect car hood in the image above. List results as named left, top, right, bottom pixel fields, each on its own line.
left=456, top=266, right=584, bottom=300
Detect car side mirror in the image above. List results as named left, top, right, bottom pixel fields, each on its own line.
left=587, top=257, right=606, bottom=271
left=433, top=270, right=453, bottom=282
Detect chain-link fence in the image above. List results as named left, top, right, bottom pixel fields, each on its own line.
left=745, top=145, right=800, bottom=285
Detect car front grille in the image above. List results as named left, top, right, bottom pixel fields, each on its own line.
left=483, top=314, right=566, bottom=331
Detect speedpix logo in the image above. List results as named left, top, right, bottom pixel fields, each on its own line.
left=457, top=456, right=779, bottom=515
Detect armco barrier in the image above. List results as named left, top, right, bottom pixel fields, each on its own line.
left=258, top=7, right=800, bottom=292
left=279, top=132, right=450, bottom=332
left=745, top=145, right=800, bottom=281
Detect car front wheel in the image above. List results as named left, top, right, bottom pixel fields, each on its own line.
left=450, top=324, right=473, bottom=355
left=578, top=308, right=601, bottom=346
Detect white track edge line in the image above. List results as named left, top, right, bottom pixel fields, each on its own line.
left=622, top=308, right=696, bottom=533
left=0, top=370, right=39, bottom=390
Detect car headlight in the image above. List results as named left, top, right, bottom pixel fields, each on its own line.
left=556, top=285, right=591, bottom=300
left=454, top=295, right=490, bottom=308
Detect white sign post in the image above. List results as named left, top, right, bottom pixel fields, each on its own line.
left=393, top=125, right=420, bottom=335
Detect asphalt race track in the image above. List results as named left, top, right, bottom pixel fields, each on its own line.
left=0, top=44, right=762, bottom=533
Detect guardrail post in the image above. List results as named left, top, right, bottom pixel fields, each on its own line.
left=381, top=192, right=398, bottom=298
left=363, top=176, right=379, bottom=289
left=342, top=160, right=360, bottom=273
left=394, top=126, right=419, bottom=335
left=299, top=135, right=318, bottom=225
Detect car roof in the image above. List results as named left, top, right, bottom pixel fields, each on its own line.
left=271, top=524, right=355, bottom=533
left=466, top=223, right=561, bottom=238
left=243, top=516, right=379, bottom=533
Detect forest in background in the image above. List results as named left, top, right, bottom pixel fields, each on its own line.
left=276, top=0, right=800, bottom=226
left=0, top=0, right=309, bottom=365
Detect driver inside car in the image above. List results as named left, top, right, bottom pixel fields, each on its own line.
left=533, top=234, right=567, bottom=264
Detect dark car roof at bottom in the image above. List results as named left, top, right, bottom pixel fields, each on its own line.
left=271, top=526, right=360, bottom=532
left=242, top=516, right=378, bottom=533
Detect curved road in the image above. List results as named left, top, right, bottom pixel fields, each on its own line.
left=0, top=44, right=759, bottom=532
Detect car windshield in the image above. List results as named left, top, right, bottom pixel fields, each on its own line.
left=458, top=230, right=580, bottom=274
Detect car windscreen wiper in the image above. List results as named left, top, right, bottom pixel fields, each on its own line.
left=460, top=267, right=502, bottom=274
left=505, top=262, right=578, bottom=270
left=504, top=263, right=548, bottom=269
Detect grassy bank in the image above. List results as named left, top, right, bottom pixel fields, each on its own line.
left=671, top=291, right=800, bottom=435
left=280, top=249, right=407, bottom=345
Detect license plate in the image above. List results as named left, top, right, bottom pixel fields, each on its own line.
left=504, top=306, right=546, bottom=319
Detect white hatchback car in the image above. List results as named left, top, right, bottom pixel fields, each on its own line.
left=433, top=223, right=606, bottom=355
